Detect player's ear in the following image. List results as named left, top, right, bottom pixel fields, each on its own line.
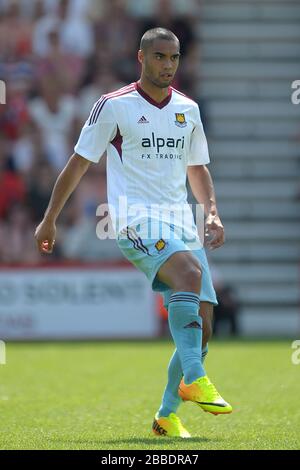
left=138, top=49, right=144, bottom=65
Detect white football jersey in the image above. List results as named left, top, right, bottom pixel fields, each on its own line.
left=74, top=81, right=210, bottom=235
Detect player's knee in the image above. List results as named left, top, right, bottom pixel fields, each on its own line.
left=174, top=265, right=202, bottom=293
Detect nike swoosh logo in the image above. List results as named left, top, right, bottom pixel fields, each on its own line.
left=196, top=402, right=227, bottom=407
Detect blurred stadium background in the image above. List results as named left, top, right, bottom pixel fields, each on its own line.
left=0, top=0, right=300, bottom=450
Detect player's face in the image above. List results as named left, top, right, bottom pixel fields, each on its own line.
left=140, top=39, right=180, bottom=88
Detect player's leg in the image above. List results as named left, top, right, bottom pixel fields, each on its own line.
left=118, top=224, right=201, bottom=437
left=157, top=302, right=213, bottom=419
left=200, top=301, right=214, bottom=363
left=157, top=251, right=206, bottom=384
left=157, top=247, right=231, bottom=422
left=178, top=286, right=232, bottom=414
left=119, top=230, right=206, bottom=385
left=153, top=301, right=214, bottom=437
left=153, top=250, right=203, bottom=438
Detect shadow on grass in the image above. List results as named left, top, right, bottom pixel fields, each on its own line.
left=49, top=436, right=216, bottom=447
left=104, top=437, right=214, bottom=446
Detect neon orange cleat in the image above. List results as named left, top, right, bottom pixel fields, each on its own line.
left=179, top=375, right=232, bottom=415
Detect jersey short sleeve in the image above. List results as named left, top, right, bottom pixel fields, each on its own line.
left=74, top=97, right=117, bottom=163
left=188, top=105, right=210, bottom=166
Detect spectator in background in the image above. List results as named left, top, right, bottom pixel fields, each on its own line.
left=0, top=203, right=40, bottom=263
left=0, top=81, right=31, bottom=142
left=10, top=121, right=38, bottom=176
left=37, top=27, right=85, bottom=94
left=127, top=0, right=202, bottom=19
left=94, top=0, right=138, bottom=83
left=26, top=162, right=56, bottom=223
left=29, top=76, right=78, bottom=170
left=0, top=1, right=33, bottom=60
left=0, top=151, right=26, bottom=220
left=33, top=0, right=94, bottom=58
left=1, top=79, right=40, bottom=177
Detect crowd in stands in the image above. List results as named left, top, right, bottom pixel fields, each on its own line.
left=0, top=0, right=203, bottom=264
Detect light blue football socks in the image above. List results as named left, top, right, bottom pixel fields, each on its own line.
left=158, top=349, right=183, bottom=418
left=158, top=292, right=208, bottom=418
left=168, top=292, right=205, bottom=384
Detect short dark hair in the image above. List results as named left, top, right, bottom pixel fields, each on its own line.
left=140, top=27, right=180, bottom=52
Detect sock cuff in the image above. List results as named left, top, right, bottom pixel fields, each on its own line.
left=169, top=292, right=200, bottom=307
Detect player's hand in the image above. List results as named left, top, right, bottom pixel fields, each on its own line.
left=205, top=213, right=225, bottom=250
left=34, top=219, right=56, bottom=254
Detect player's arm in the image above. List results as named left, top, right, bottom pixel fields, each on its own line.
left=35, top=95, right=117, bottom=254
left=187, top=164, right=225, bottom=250
left=34, top=153, right=91, bottom=254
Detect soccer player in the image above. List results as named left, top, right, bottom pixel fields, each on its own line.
left=34, top=28, right=232, bottom=438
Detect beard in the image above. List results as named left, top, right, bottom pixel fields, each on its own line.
left=147, top=73, right=173, bottom=88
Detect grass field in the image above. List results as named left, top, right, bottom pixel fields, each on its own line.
left=0, top=339, right=299, bottom=450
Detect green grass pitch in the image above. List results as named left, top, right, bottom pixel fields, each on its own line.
left=0, top=339, right=299, bottom=450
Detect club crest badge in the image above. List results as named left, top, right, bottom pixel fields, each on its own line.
left=175, top=113, right=187, bottom=127
left=155, top=239, right=167, bottom=252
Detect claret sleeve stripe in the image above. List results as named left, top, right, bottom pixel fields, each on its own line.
left=88, top=85, right=136, bottom=126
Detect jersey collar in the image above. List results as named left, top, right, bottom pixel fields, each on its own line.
left=135, top=81, right=172, bottom=109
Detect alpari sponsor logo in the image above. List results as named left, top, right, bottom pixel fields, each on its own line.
left=142, top=132, right=185, bottom=153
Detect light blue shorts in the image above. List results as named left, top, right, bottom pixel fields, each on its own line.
left=117, top=219, right=218, bottom=308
